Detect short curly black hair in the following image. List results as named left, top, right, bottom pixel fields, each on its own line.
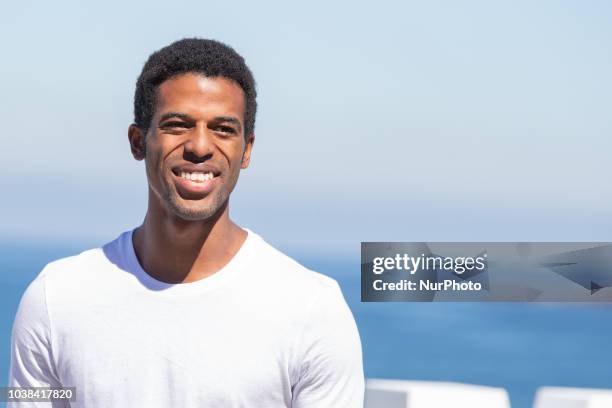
left=134, top=38, right=257, bottom=138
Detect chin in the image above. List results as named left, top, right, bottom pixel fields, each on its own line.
left=169, top=204, right=216, bottom=221
left=166, top=195, right=226, bottom=222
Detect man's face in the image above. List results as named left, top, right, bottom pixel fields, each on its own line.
left=129, top=73, right=254, bottom=221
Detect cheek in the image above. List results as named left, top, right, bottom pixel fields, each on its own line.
left=221, top=141, right=246, bottom=167
left=143, top=157, right=158, bottom=186
left=144, top=148, right=166, bottom=183
left=147, top=137, right=177, bottom=170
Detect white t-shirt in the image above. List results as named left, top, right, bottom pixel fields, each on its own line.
left=9, top=229, right=364, bottom=407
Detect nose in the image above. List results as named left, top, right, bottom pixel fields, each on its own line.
left=184, top=123, right=213, bottom=162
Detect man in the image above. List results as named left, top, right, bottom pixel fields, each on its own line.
left=9, top=38, right=364, bottom=407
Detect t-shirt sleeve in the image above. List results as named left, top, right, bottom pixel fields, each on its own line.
left=291, top=280, right=365, bottom=408
left=8, top=269, right=66, bottom=408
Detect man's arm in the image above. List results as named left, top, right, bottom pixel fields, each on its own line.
left=291, top=280, right=365, bottom=408
left=8, top=269, right=65, bottom=407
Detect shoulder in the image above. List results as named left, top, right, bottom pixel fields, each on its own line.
left=16, top=248, right=98, bottom=318
left=40, top=246, right=111, bottom=289
left=240, top=230, right=353, bottom=330
left=244, top=230, right=342, bottom=296
left=30, top=231, right=130, bottom=302
left=43, top=247, right=107, bottom=276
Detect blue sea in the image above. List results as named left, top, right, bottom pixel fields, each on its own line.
left=1, top=243, right=611, bottom=408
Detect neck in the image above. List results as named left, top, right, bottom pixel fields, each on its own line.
left=133, top=194, right=247, bottom=284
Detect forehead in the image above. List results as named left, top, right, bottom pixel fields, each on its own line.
left=154, top=73, right=246, bottom=120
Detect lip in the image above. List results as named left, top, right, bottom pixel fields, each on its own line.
left=170, top=165, right=221, bottom=198
left=171, top=164, right=222, bottom=177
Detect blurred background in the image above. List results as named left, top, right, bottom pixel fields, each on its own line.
left=1, top=1, right=611, bottom=407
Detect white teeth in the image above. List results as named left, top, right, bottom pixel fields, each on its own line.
left=179, top=171, right=214, bottom=182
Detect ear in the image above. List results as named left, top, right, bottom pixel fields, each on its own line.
left=241, top=134, right=255, bottom=169
left=128, top=124, right=146, bottom=160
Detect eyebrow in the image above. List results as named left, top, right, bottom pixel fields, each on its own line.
left=158, top=112, right=242, bottom=131
left=158, top=112, right=193, bottom=122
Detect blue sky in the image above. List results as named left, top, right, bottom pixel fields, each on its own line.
left=1, top=1, right=612, bottom=255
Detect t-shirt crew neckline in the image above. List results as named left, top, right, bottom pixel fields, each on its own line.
left=123, top=228, right=255, bottom=296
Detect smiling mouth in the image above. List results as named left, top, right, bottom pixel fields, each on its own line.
left=171, top=166, right=221, bottom=181
left=170, top=168, right=221, bottom=197
left=177, top=171, right=215, bottom=183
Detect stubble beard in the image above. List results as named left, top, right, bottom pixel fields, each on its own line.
left=154, top=168, right=229, bottom=221
left=163, top=184, right=228, bottom=222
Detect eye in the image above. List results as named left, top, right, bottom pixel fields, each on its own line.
left=215, top=126, right=236, bottom=134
